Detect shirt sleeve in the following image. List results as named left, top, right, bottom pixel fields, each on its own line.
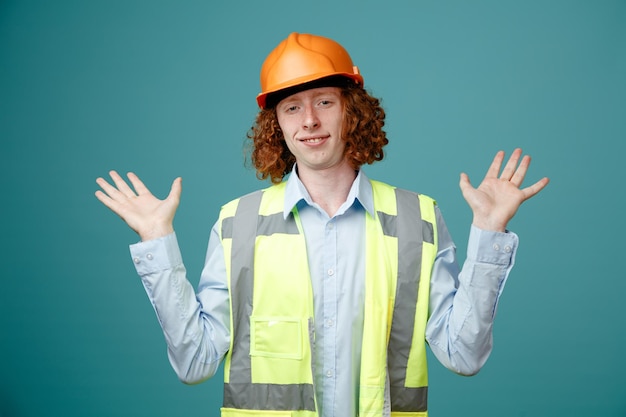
left=129, top=226, right=231, bottom=384
left=425, top=207, right=518, bottom=376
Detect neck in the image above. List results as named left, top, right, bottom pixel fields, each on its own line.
left=297, top=162, right=357, bottom=217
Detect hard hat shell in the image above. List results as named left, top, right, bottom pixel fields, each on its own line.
left=257, top=33, right=363, bottom=108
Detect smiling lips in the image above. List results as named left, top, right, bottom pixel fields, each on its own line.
left=299, top=135, right=329, bottom=144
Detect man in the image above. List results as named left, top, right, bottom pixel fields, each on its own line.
left=95, top=33, right=549, bottom=417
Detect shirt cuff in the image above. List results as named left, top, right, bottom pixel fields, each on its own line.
left=466, top=225, right=518, bottom=265
left=129, top=233, right=183, bottom=276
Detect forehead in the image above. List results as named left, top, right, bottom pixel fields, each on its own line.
left=278, top=86, right=342, bottom=104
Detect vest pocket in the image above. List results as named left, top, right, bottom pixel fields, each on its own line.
left=250, top=316, right=303, bottom=360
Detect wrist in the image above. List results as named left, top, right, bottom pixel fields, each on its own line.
left=139, top=224, right=174, bottom=241
left=472, top=217, right=506, bottom=233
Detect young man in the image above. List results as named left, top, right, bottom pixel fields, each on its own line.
left=95, top=33, right=549, bottom=417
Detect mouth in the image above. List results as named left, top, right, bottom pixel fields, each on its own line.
left=298, top=135, right=329, bottom=144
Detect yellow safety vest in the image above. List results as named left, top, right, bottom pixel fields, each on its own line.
left=218, top=180, right=438, bottom=417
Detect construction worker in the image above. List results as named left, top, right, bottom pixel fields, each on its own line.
left=95, top=33, right=549, bottom=417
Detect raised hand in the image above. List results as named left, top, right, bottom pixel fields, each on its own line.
left=95, top=171, right=182, bottom=241
left=459, top=148, right=549, bottom=232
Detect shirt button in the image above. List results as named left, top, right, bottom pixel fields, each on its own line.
left=504, top=245, right=512, bottom=253
left=327, top=269, right=334, bottom=276
left=493, top=244, right=500, bottom=251
left=133, top=257, right=140, bottom=264
left=146, top=253, right=154, bottom=260
left=326, top=370, right=333, bottom=378
left=325, top=319, right=334, bottom=327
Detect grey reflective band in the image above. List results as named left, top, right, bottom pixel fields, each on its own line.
left=224, top=190, right=315, bottom=412
left=378, top=212, right=433, bottom=244
left=385, top=189, right=430, bottom=412
left=222, top=212, right=299, bottom=239
left=422, top=218, right=434, bottom=245
left=224, top=382, right=316, bottom=411
left=228, top=190, right=262, bottom=388
left=258, top=212, right=299, bottom=236
left=377, top=211, right=397, bottom=237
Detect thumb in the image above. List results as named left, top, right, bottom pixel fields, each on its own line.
left=459, top=172, right=472, bottom=194
left=166, top=177, right=183, bottom=204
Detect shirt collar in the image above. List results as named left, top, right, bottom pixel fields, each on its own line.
left=283, top=165, right=375, bottom=219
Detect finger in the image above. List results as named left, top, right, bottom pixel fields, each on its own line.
left=94, top=189, right=123, bottom=214
left=521, top=177, right=550, bottom=201
left=166, top=177, right=183, bottom=203
left=499, top=148, right=522, bottom=181
left=96, top=176, right=125, bottom=200
left=109, top=170, right=137, bottom=198
left=458, top=172, right=473, bottom=196
left=127, top=172, right=152, bottom=197
left=94, top=188, right=110, bottom=204
left=509, top=154, right=531, bottom=187
left=484, top=150, right=505, bottom=179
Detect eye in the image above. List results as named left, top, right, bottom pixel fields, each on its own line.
left=280, top=104, right=299, bottom=113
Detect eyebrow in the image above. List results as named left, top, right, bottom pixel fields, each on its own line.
left=279, top=89, right=341, bottom=108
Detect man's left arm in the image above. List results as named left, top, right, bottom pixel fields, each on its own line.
left=426, top=148, right=548, bottom=375
left=426, top=212, right=517, bottom=375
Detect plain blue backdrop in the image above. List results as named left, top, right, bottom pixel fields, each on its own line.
left=1, top=1, right=625, bottom=416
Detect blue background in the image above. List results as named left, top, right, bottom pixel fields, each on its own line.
left=1, top=1, right=625, bottom=416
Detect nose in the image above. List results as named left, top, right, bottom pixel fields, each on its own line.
left=303, top=106, right=319, bottom=130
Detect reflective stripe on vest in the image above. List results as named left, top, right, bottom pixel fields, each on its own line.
left=222, top=186, right=316, bottom=413
left=386, top=187, right=435, bottom=413
left=360, top=181, right=436, bottom=417
left=219, top=180, right=437, bottom=417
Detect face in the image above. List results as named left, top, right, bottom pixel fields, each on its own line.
left=276, top=86, right=348, bottom=175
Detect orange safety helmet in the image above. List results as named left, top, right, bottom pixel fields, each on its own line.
left=256, top=33, right=364, bottom=108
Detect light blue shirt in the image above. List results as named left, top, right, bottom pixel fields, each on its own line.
left=130, top=169, right=518, bottom=417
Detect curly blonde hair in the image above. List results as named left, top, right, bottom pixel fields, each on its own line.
left=246, top=82, right=388, bottom=184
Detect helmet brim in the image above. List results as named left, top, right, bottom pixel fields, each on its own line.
left=257, top=72, right=363, bottom=109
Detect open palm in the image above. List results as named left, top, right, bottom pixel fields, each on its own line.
left=459, top=149, right=549, bottom=232
left=95, top=171, right=182, bottom=241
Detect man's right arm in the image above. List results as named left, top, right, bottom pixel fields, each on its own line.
left=129, top=227, right=230, bottom=384
left=95, top=171, right=231, bottom=382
